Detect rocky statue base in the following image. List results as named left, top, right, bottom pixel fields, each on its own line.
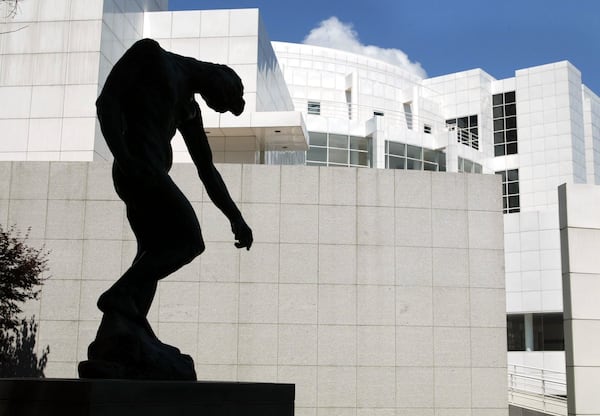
left=78, top=312, right=196, bottom=381
left=0, top=378, right=295, bottom=416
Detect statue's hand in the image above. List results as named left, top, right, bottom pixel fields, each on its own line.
left=231, top=218, right=253, bottom=251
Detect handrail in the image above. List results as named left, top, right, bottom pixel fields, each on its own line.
left=507, top=364, right=567, bottom=416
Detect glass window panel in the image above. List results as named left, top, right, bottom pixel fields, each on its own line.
left=388, top=141, right=405, bottom=156
left=505, top=104, right=517, bottom=116
left=494, top=132, right=505, bottom=144
left=493, top=106, right=504, bottom=118
left=474, top=163, right=483, bottom=174
left=458, top=157, right=464, bottom=172
left=328, top=148, right=348, bottom=164
left=470, top=127, right=478, bottom=138
left=458, top=117, right=468, bottom=128
left=387, top=156, right=405, bottom=170
left=309, top=132, right=327, bottom=146
left=507, top=169, right=519, bottom=181
left=495, top=145, right=505, bottom=157
left=506, top=129, right=518, bottom=141
left=329, top=134, right=348, bottom=149
left=507, top=314, right=525, bottom=351
left=308, top=101, right=321, bottom=115
left=350, top=151, right=369, bottom=166
left=493, top=94, right=503, bottom=105
left=464, top=159, right=473, bottom=173
left=533, top=314, right=544, bottom=351
left=540, top=313, right=565, bottom=351
left=508, top=195, right=520, bottom=208
left=307, top=146, right=327, bottom=162
left=458, top=129, right=469, bottom=143
left=423, top=149, right=438, bottom=163
left=503, top=197, right=508, bottom=210
left=350, top=136, right=368, bottom=150
left=496, top=170, right=507, bottom=182
left=506, top=116, right=517, bottom=129
left=506, top=142, right=518, bottom=155
left=423, top=162, right=437, bottom=171
left=446, top=118, right=456, bottom=125
left=508, top=182, right=519, bottom=194
left=438, top=154, right=446, bottom=171
left=494, top=119, right=504, bottom=131
left=407, top=145, right=422, bottom=160
left=469, top=115, right=478, bottom=126
left=508, top=207, right=520, bottom=213
left=306, top=161, right=326, bottom=167
left=406, top=158, right=422, bottom=170
left=504, top=91, right=516, bottom=103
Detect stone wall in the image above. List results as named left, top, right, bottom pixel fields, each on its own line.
left=0, top=161, right=507, bottom=415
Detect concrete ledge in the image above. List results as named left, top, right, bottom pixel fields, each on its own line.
left=0, top=378, right=295, bottom=416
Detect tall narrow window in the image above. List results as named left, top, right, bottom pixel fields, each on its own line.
left=493, top=91, right=518, bottom=156
left=403, top=102, right=413, bottom=130
left=307, top=101, right=321, bottom=115
left=345, top=89, right=352, bottom=120
left=496, top=169, right=520, bottom=213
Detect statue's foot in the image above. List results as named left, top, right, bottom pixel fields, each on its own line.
left=80, top=312, right=196, bottom=381
left=97, top=287, right=158, bottom=340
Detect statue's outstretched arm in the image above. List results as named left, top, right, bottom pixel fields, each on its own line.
left=179, top=100, right=253, bottom=250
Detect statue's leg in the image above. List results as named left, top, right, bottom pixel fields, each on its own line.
left=81, top=172, right=202, bottom=380
left=98, top=172, right=204, bottom=321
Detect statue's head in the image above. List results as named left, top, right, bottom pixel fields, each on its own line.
left=200, top=64, right=245, bottom=116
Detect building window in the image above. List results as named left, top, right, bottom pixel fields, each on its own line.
left=308, top=101, right=321, bottom=115
left=507, top=314, right=525, bottom=351
left=403, top=102, right=413, bottom=130
left=533, top=313, right=565, bottom=351
left=385, top=141, right=446, bottom=172
left=446, top=115, right=478, bottom=150
left=458, top=156, right=482, bottom=173
left=306, top=132, right=372, bottom=167
left=496, top=169, right=520, bottom=213
left=507, top=313, right=564, bottom=351
left=374, top=111, right=384, bottom=117
left=424, top=124, right=432, bottom=134
left=345, top=89, right=352, bottom=120
left=493, top=91, right=518, bottom=156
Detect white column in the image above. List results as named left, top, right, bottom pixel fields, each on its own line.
left=524, top=314, right=534, bottom=352
left=559, top=183, right=600, bottom=416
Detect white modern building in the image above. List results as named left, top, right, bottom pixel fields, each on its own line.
left=271, top=41, right=600, bottom=376
left=1, top=0, right=599, bottom=415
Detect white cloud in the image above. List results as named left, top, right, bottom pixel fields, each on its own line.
left=302, top=17, right=426, bottom=79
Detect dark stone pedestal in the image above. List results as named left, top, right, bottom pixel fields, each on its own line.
left=0, top=378, right=294, bottom=416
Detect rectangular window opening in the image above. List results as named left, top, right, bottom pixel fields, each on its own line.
left=308, top=101, right=321, bottom=115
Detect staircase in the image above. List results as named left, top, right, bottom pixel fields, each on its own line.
left=507, top=364, right=567, bottom=416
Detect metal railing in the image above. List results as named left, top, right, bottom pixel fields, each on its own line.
left=507, top=364, right=567, bottom=416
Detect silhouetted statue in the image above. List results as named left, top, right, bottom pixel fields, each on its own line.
left=78, top=39, right=253, bottom=380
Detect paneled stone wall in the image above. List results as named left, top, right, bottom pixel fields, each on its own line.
left=1, top=162, right=507, bottom=415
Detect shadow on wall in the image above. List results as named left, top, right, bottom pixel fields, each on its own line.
left=0, top=225, right=50, bottom=377
left=0, top=317, right=49, bottom=377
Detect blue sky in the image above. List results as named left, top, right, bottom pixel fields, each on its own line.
left=169, top=0, right=600, bottom=93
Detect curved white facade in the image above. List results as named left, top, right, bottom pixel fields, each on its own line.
left=273, top=41, right=492, bottom=172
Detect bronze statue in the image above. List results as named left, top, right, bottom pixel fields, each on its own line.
left=79, top=39, right=253, bottom=380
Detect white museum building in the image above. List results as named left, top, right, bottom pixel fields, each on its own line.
left=1, top=1, right=599, bottom=415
